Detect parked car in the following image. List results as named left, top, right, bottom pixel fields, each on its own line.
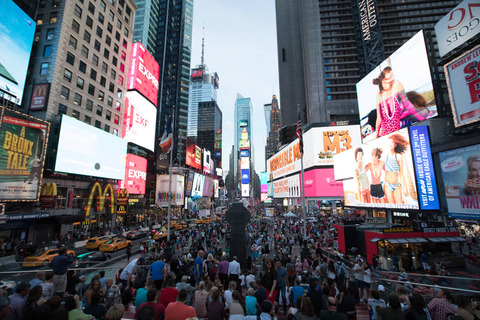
left=22, top=249, right=76, bottom=267
left=74, top=251, right=111, bottom=268
left=99, top=238, right=132, bottom=252
left=126, top=230, right=147, bottom=240
left=85, top=236, right=112, bottom=250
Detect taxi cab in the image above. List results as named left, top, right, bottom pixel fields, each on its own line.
left=195, top=217, right=211, bottom=224
left=99, top=238, right=132, bottom=252
left=85, top=236, right=112, bottom=250
left=152, top=230, right=169, bottom=241
left=175, top=222, right=189, bottom=230
left=22, top=248, right=76, bottom=267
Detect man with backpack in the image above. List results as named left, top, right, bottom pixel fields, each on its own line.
left=336, top=257, right=347, bottom=286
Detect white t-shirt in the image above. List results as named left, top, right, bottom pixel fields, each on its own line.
left=363, top=268, right=371, bottom=283
left=120, top=259, right=138, bottom=280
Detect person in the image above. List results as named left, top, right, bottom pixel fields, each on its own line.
left=224, top=280, right=237, bottom=309
left=50, top=247, right=73, bottom=294
left=363, top=261, right=373, bottom=301
left=377, top=293, right=406, bottom=320
left=99, top=271, right=107, bottom=289
left=164, top=288, right=197, bottom=320
left=104, top=304, right=124, bottom=320
left=405, top=293, right=430, bottom=320
left=135, top=305, right=155, bottom=320
left=204, top=253, right=218, bottom=282
left=29, top=271, right=45, bottom=289
left=427, top=289, right=456, bottom=320
left=462, top=156, right=480, bottom=196
left=228, top=256, right=241, bottom=288
left=455, top=295, right=480, bottom=320
left=368, top=148, right=386, bottom=203
left=147, top=256, right=167, bottom=290
left=245, top=270, right=256, bottom=289
left=320, top=296, right=347, bottom=320
left=28, top=295, right=62, bottom=320
left=126, top=246, right=132, bottom=262
left=368, top=289, right=385, bottom=320
left=175, top=276, right=196, bottom=306
left=290, top=278, right=304, bottom=307
left=254, top=279, right=267, bottom=306
left=217, top=255, right=229, bottom=289
left=3, top=282, right=30, bottom=320
left=119, top=257, right=145, bottom=293
left=275, top=259, right=289, bottom=315
left=229, top=290, right=246, bottom=319
left=104, top=278, right=121, bottom=310
left=64, top=295, right=94, bottom=320
left=307, top=279, right=324, bottom=317
left=295, top=296, right=318, bottom=320
left=262, top=259, right=277, bottom=303
left=135, top=279, right=155, bottom=310
left=207, top=287, right=225, bottom=320
left=40, top=272, right=54, bottom=300
left=384, top=133, right=416, bottom=204
left=353, top=258, right=365, bottom=303
left=337, top=284, right=356, bottom=320
left=245, top=287, right=258, bottom=316
left=84, top=292, right=106, bottom=320
left=83, top=278, right=105, bottom=307
left=194, top=250, right=204, bottom=285
left=134, top=289, right=165, bottom=320
left=159, top=278, right=178, bottom=308
left=26, top=285, right=44, bottom=315
left=355, top=148, right=371, bottom=203
left=193, top=281, right=208, bottom=319
left=258, top=300, right=276, bottom=320
left=66, top=270, right=82, bottom=295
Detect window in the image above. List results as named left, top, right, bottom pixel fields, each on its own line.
left=69, top=35, right=77, bottom=49
left=115, top=101, right=121, bottom=111
left=34, top=31, right=40, bottom=42
left=92, top=54, right=99, bottom=66
left=116, top=19, right=122, bottom=29
left=106, top=110, right=111, bottom=121
left=113, top=128, right=118, bottom=136
left=105, top=35, right=111, bottom=46
left=109, top=82, right=114, bottom=93
left=36, top=14, right=44, bottom=25
left=39, top=0, right=46, bottom=9
left=49, top=12, right=58, bottom=23
left=114, top=114, right=119, bottom=124
left=112, top=56, right=117, bottom=66
left=63, top=68, right=72, bottom=82
left=86, top=99, right=93, bottom=111
left=94, top=40, right=101, bottom=52
left=84, top=115, right=91, bottom=124
left=104, top=124, right=110, bottom=133
left=79, top=60, right=87, bottom=73
left=96, top=26, right=103, bottom=38
left=86, top=16, right=93, bottom=28
left=110, top=69, right=116, bottom=79
left=74, top=93, right=82, bottom=106
left=121, top=51, right=126, bottom=60
left=88, top=2, right=95, bottom=14
left=118, top=75, right=123, bottom=86
left=102, top=62, right=108, bottom=73
left=59, top=104, right=67, bottom=115
left=84, top=30, right=91, bottom=43
left=109, top=10, right=114, bottom=21
left=122, top=39, right=127, bottom=49
left=107, top=23, right=113, bottom=33
left=43, top=45, right=52, bottom=57
left=66, top=52, right=75, bottom=65
left=88, top=84, right=95, bottom=96
left=60, top=86, right=70, bottom=100
left=100, top=76, right=106, bottom=87
left=117, top=89, right=122, bottom=99
left=98, top=13, right=104, bottom=24
left=103, top=49, right=109, bottom=59
left=52, top=0, right=60, bottom=7
left=90, top=68, right=97, bottom=81
left=46, top=28, right=54, bottom=40
left=72, top=110, right=80, bottom=119
left=74, top=5, right=82, bottom=18
left=120, top=63, right=125, bottom=73
left=81, top=45, right=89, bottom=58
left=40, top=62, right=48, bottom=75
left=95, top=120, right=101, bottom=128
left=72, top=20, right=80, bottom=33
left=107, top=96, right=113, bottom=107
left=98, top=91, right=104, bottom=101
left=96, top=105, right=103, bottom=116
left=100, top=0, right=106, bottom=11
left=123, top=27, right=128, bottom=37
left=77, top=76, right=84, bottom=89
left=115, top=31, right=120, bottom=41
left=113, top=43, right=119, bottom=53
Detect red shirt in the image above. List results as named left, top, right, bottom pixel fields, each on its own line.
left=134, top=301, right=165, bottom=320
left=159, top=287, right=179, bottom=307
left=164, top=301, right=197, bottom=320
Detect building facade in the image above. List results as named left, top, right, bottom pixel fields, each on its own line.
left=265, top=95, right=281, bottom=161
left=197, top=100, right=222, bottom=168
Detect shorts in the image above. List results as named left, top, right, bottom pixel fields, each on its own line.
left=364, top=282, right=371, bottom=289
left=354, top=278, right=365, bottom=289
left=371, top=184, right=385, bottom=199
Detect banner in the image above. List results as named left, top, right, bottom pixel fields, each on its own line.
left=191, top=173, right=205, bottom=197
left=156, top=174, right=184, bottom=207
left=185, top=171, right=194, bottom=197
left=118, top=154, right=147, bottom=195
left=30, top=84, right=50, bottom=111
left=127, top=42, right=160, bottom=106
left=273, top=174, right=300, bottom=198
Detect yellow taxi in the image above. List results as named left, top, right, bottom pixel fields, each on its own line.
left=195, top=217, right=211, bottom=224
left=22, top=248, right=76, bottom=267
left=175, top=222, right=189, bottom=230
left=99, top=238, right=132, bottom=252
left=85, top=236, right=112, bottom=250
left=152, top=231, right=168, bottom=241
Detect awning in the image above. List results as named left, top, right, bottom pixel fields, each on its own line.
left=386, top=237, right=428, bottom=244
left=370, top=238, right=381, bottom=243
left=428, top=236, right=465, bottom=242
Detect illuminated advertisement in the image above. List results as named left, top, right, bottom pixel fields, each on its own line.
left=118, top=154, right=147, bottom=194
left=302, top=169, right=343, bottom=198
left=241, top=128, right=248, bottom=140
left=241, top=183, right=249, bottom=197
left=203, top=177, right=212, bottom=197
left=191, top=67, right=204, bottom=82
left=241, top=169, right=249, bottom=184
left=216, top=167, right=223, bottom=177
left=239, top=140, right=250, bottom=150
left=213, top=179, right=219, bottom=198
left=214, top=151, right=221, bottom=159
left=195, top=145, right=202, bottom=167
left=123, top=91, right=157, bottom=151
left=191, top=173, right=205, bottom=197
left=29, top=84, right=50, bottom=111
left=261, top=193, right=268, bottom=202
left=273, top=174, right=300, bottom=198
left=127, top=42, right=160, bottom=106
left=356, top=31, right=437, bottom=142
left=435, top=0, right=480, bottom=57
left=241, top=157, right=250, bottom=170
left=239, top=120, right=248, bottom=127
left=185, top=171, right=194, bottom=197
left=215, top=129, right=222, bottom=150
left=445, top=44, right=480, bottom=127
left=0, top=0, right=36, bottom=106
left=156, top=174, right=184, bottom=207
left=240, top=150, right=249, bottom=158
left=333, top=148, right=357, bottom=181
left=261, top=172, right=268, bottom=193
left=268, top=182, right=273, bottom=197
left=185, top=138, right=202, bottom=170
left=340, top=128, right=419, bottom=209
left=55, top=115, right=127, bottom=180
left=0, top=108, right=49, bottom=201
left=409, top=126, right=440, bottom=210
left=439, top=144, right=480, bottom=219
left=203, top=149, right=211, bottom=174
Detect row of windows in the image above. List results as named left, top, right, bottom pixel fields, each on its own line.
left=58, top=104, right=119, bottom=135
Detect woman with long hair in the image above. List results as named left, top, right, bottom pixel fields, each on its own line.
left=193, top=281, right=209, bottom=319
left=367, top=148, right=386, bottom=204
left=327, top=260, right=336, bottom=285
left=261, top=259, right=278, bottom=303
left=355, top=148, right=371, bottom=204
left=224, top=280, right=237, bottom=309
left=229, top=290, right=246, bottom=319
left=405, top=293, right=429, bottom=320
left=455, top=295, right=480, bottom=320
left=295, top=296, right=318, bottom=320
left=83, top=278, right=105, bottom=307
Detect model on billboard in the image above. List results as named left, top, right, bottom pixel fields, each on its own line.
left=463, top=156, right=480, bottom=196
left=355, top=148, right=371, bottom=203
left=368, top=148, right=386, bottom=204
left=385, top=134, right=415, bottom=204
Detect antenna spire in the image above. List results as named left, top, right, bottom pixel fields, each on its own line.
left=201, top=26, right=205, bottom=66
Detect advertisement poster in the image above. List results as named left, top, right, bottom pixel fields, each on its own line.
left=356, top=31, right=437, bottom=142
left=185, top=171, right=194, bottom=197
left=445, top=44, right=480, bottom=127
left=0, top=0, right=36, bottom=105
left=203, top=177, right=212, bottom=197
left=273, top=174, right=300, bottom=198
left=127, top=42, right=160, bottom=106
left=241, top=169, right=249, bottom=184
left=118, top=154, right=147, bottom=195
left=302, top=169, right=343, bottom=198
left=0, top=109, right=49, bottom=200
left=260, top=171, right=268, bottom=193
left=203, top=149, right=211, bottom=174
left=409, top=126, right=440, bottom=210
left=29, top=84, right=50, bottom=111
left=123, top=91, right=156, bottom=152
left=240, top=150, right=249, bottom=157
left=340, top=128, right=419, bottom=209
left=241, top=157, right=250, bottom=170
left=156, top=174, right=184, bottom=207
left=191, top=173, right=205, bottom=197
left=439, top=144, right=480, bottom=219
left=241, top=183, right=249, bottom=197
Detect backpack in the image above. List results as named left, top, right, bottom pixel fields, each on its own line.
left=338, top=264, right=345, bottom=277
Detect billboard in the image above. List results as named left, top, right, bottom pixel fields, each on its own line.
left=213, top=179, right=219, bottom=198
left=302, top=169, right=343, bottom=198
left=185, top=171, right=194, bottom=197
left=123, top=91, right=157, bottom=151
left=439, top=144, right=480, bottom=219
left=215, top=130, right=222, bottom=150
left=191, top=173, right=205, bottom=197
left=156, top=174, right=184, bottom=206
left=435, top=0, right=480, bottom=57
left=118, top=154, right=147, bottom=194
left=240, top=150, right=249, bottom=158
left=203, top=177, right=213, bottom=197
left=239, top=140, right=250, bottom=150
left=127, top=42, right=160, bottom=106
left=261, top=171, right=268, bottom=193
left=240, top=157, right=250, bottom=170
left=191, top=67, right=204, bottom=82
left=203, top=149, right=211, bottom=174
left=0, top=0, right=36, bottom=106
left=0, top=108, right=49, bottom=201
left=29, top=84, right=50, bottom=111
left=261, top=193, right=268, bottom=202
left=241, top=183, right=249, bottom=197
left=340, top=128, right=419, bottom=209
left=356, top=31, right=437, bottom=142
left=241, top=128, right=248, bottom=140
left=185, top=138, right=202, bottom=170
left=273, top=174, right=301, bottom=198
left=55, top=115, right=127, bottom=180
left=239, top=120, right=248, bottom=127
left=445, top=44, right=480, bottom=127
left=241, top=169, right=249, bottom=184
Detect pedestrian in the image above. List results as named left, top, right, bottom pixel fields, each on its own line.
left=164, top=288, right=197, bottom=320
left=50, top=247, right=73, bottom=295
left=228, top=256, right=241, bottom=289
left=2, top=282, right=30, bottom=320
left=126, top=246, right=131, bottom=262
left=427, top=289, right=456, bottom=320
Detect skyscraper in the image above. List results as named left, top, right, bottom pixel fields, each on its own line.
left=265, top=95, right=281, bottom=161
left=264, top=103, right=272, bottom=135
left=234, top=94, right=253, bottom=193
left=197, top=100, right=222, bottom=168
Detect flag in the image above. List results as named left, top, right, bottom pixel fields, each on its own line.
left=159, top=117, right=173, bottom=154
left=296, top=108, right=303, bottom=154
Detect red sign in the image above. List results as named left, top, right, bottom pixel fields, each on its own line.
left=301, top=168, right=343, bottom=197
left=118, top=154, right=147, bottom=194
left=127, top=43, right=160, bottom=106
left=30, top=84, right=50, bottom=111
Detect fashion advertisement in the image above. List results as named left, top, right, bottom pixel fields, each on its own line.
left=342, top=128, right=419, bottom=209
left=357, top=31, right=437, bottom=142
left=439, top=144, right=480, bottom=220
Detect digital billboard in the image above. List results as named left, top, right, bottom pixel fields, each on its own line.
left=261, top=172, right=268, bottom=193
left=29, top=84, right=50, bottom=111
left=340, top=128, right=419, bottom=209
left=241, top=128, right=248, bottom=140
left=241, top=157, right=250, bottom=170
left=191, top=173, right=205, bottom=197
left=239, top=140, right=250, bottom=150
left=241, top=183, right=249, bottom=197
left=273, top=174, right=300, bottom=198
left=240, top=150, right=249, bottom=158
left=301, top=169, right=343, bottom=198
left=156, top=174, right=184, bottom=207
left=203, top=149, right=211, bottom=174
left=0, top=108, right=49, bottom=201
left=185, top=140, right=202, bottom=170
left=0, top=0, right=36, bottom=106
left=439, top=144, right=480, bottom=219
left=356, top=31, right=437, bottom=142
left=55, top=115, right=127, bottom=180
left=445, top=44, right=480, bottom=127
left=127, top=42, right=160, bottom=106
left=213, top=179, right=219, bottom=198
left=123, top=91, right=157, bottom=151
left=203, top=177, right=212, bottom=197
left=118, top=154, right=147, bottom=194
left=185, top=171, right=194, bottom=197
left=241, top=169, right=249, bottom=184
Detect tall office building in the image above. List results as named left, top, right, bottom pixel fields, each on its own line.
left=197, top=100, right=222, bottom=169
left=265, top=95, right=281, bottom=161
left=275, top=0, right=461, bottom=126
left=264, top=103, right=272, bottom=134
left=234, top=93, right=253, bottom=182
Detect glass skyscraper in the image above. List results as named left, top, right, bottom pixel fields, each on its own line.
left=234, top=94, right=253, bottom=190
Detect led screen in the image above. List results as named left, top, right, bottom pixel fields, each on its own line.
left=0, top=0, right=36, bottom=106
left=241, top=183, right=249, bottom=197
left=156, top=174, right=184, bottom=206
left=127, top=42, right=160, bottom=106
left=191, top=173, right=205, bottom=197
left=55, top=115, right=127, bottom=180
left=241, top=169, right=249, bottom=184
left=185, top=171, right=194, bottom=197
left=273, top=174, right=300, bottom=198
left=356, top=31, right=436, bottom=142
left=261, top=171, right=268, bottom=193
left=123, top=91, right=156, bottom=151
left=203, top=177, right=212, bottom=197
left=302, top=169, right=343, bottom=198
left=203, top=149, right=211, bottom=174
left=439, top=144, right=480, bottom=219
left=240, top=150, right=249, bottom=158
left=118, top=154, right=147, bottom=194
left=241, top=157, right=250, bottom=170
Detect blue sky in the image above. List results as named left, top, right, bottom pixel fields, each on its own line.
left=190, top=0, right=279, bottom=176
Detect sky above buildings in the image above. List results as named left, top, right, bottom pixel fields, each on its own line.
left=190, top=0, right=279, bottom=176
